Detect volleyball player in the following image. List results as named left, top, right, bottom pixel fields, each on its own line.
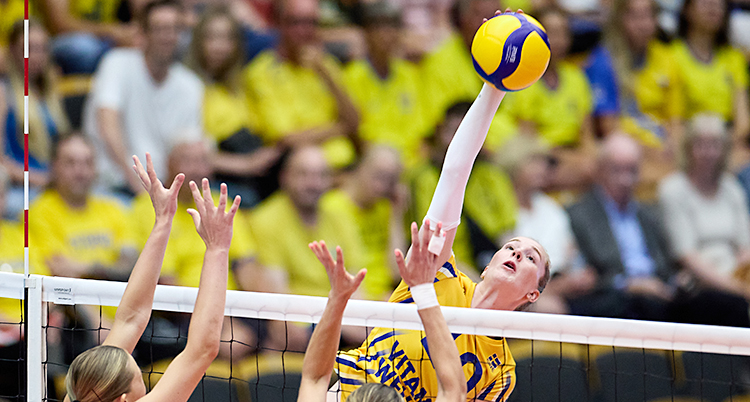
left=301, top=219, right=466, bottom=402
left=333, top=81, right=551, bottom=400
left=64, top=153, right=241, bottom=402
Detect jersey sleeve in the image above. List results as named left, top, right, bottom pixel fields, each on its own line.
left=387, top=255, right=460, bottom=303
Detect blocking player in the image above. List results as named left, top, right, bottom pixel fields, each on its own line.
left=300, top=220, right=466, bottom=402
left=63, top=154, right=241, bottom=402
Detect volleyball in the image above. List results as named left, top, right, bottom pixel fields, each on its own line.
left=471, top=12, right=551, bottom=92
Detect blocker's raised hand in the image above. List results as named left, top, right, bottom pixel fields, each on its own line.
left=309, top=241, right=366, bottom=301
left=396, top=219, right=445, bottom=287
left=133, top=153, right=184, bottom=221
left=187, top=179, right=241, bottom=250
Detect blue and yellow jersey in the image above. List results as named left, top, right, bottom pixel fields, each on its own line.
left=336, top=256, right=516, bottom=401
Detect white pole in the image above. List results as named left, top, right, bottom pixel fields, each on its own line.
left=26, top=275, right=44, bottom=402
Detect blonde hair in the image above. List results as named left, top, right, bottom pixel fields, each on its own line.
left=65, top=345, right=134, bottom=402
left=679, top=113, right=729, bottom=174
left=348, top=383, right=404, bottom=402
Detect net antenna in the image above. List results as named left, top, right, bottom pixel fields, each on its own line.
left=22, top=4, right=45, bottom=400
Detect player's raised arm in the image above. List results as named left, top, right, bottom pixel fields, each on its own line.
left=103, top=153, right=184, bottom=353
left=300, top=242, right=366, bottom=402
left=141, top=179, right=241, bottom=402
left=396, top=220, right=466, bottom=402
left=418, top=82, right=506, bottom=266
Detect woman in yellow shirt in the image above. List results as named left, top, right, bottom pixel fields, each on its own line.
left=504, top=7, right=596, bottom=193
left=604, top=0, right=681, bottom=200
left=672, top=0, right=750, bottom=168
left=188, top=6, right=282, bottom=205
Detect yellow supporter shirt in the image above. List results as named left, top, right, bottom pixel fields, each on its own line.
left=69, top=0, right=121, bottom=23
left=0, top=0, right=27, bottom=47
left=343, top=58, right=434, bottom=169
left=619, top=40, right=682, bottom=148
left=130, top=193, right=256, bottom=290
left=420, top=33, right=482, bottom=122
left=409, top=161, right=517, bottom=270
left=248, top=191, right=365, bottom=297
left=0, top=221, right=47, bottom=346
left=243, top=50, right=355, bottom=168
left=503, top=62, right=594, bottom=147
left=336, top=255, right=516, bottom=401
left=203, top=83, right=258, bottom=144
left=28, top=190, right=136, bottom=273
left=670, top=40, right=749, bottom=122
left=325, top=189, right=396, bottom=300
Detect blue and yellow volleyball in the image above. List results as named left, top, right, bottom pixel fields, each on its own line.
left=471, top=13, right=551, bottom=92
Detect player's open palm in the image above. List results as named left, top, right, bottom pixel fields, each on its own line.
left=187, top=178, right=241, bottom=250
left=309, top=241, right=366, bottom=301
left=396, top=219, right=444, bottom=287
left=133, top=153, right=184, bottom=221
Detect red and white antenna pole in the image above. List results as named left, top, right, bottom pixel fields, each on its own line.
left=22, top=0, right=29, bottom=278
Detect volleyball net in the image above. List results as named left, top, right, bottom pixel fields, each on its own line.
left=2, top=271, right=750, bottom=402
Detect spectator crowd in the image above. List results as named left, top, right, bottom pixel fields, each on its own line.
left=3, top=0, right=750, bottom=397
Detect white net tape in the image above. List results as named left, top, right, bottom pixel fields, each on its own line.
left=3, top=271, right=750, bottom=356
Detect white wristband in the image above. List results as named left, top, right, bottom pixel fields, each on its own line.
left=410, top=283, right=439, bottom=310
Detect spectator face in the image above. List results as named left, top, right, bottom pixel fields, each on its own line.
left=279, top=0, right=319, bottom=52
left=483, top=237, right=547, bottom=308
left=282, top=147, right=331, bottom=212
left=689, top=132, right=725, bottom=176
left=201, top=15, right=237, bottom=76
left=364, top=22, right=401, bottom=59
left=459, top=0, right=500, bottom=44
left=685, top=0, right=726, bottom=35
left=541, top=12, right=571, bottom=62
left=168, top=142, right=212, bottom=188
left=11, top=25, right=48, bottom=81
left=52, top=137, right=96, bottom=203
left=623, top=0, right=657, bottom=51
left=358, top=149, right=402, bottom=202
left=145, top=5, right=182, bottom=64
left=514, top=155, right=551, bottom=192
left=599, top=138, right=641, bottom=208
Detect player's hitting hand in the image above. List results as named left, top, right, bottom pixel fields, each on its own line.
left=309, top=241, right=366, bottom=301
left=395, top=219, right=445, bottom=287
left=187, top=178, right=241, bottom=251
left=133, top=153, right=184, bottom=222
left=483, top=8, right=524, bottom=23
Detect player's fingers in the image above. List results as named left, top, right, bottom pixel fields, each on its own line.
left=189, top=181, right=206, bottom=215
left=145, top=153, right=159, bottom=184
left=420, top=219, right=434, bottom=249
left=187, top=208, right=201, bottom=230
left=218, top=183, right=228, bottom=213
left=428, top=222, right=446, bottom=256
left=504, top=7, right=512, bottom=13
left=352, top=268, right=367, bottom=289
left=170, top=173, right=185, bottom=193
left=517, top=8, right=524, bottom=14
left=202, top=178, right=215, bottom=210
left=132, top=155, right=149, bottom=187
left=394, top=249, right=407, bottom=274
left=228, top=195, right=241, bottom=217
left=320, top=241, right=334, bottom=265
left=410, top=221, right=420, bottom=252
left=336, top=246, right=345, bottom=271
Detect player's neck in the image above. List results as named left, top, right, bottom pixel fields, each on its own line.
left=471, top=281, right=516, bottom=311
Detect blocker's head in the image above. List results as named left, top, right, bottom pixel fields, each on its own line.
left=65, top=345, right=146, bottom=402
left=349, top=383, right=404, bottom=402
left=482, top=237, right=550, bottom=311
